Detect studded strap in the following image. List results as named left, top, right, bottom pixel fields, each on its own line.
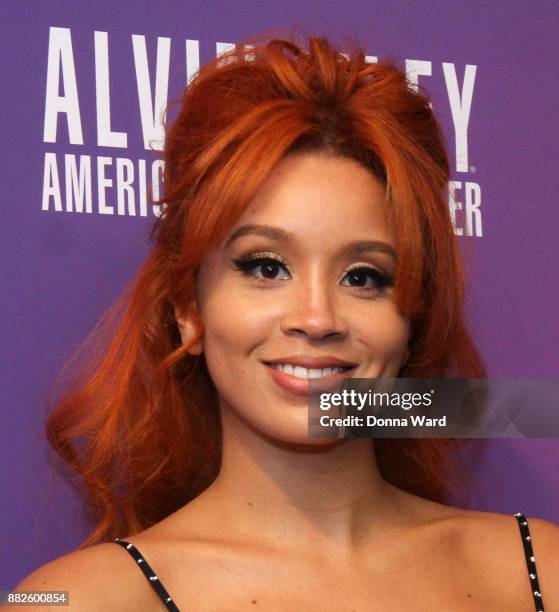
left=114, top=538, right=180, bottom=611
left=115, top=519, right=546, bottom=611
left=514, top=513, right=545, bottom=612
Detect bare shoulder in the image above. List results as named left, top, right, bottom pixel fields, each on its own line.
left=6, top=539, right=163, bottom=611
left=449, top=507, right=559, bottom=609
left=393, top=490, right=559, bottom=610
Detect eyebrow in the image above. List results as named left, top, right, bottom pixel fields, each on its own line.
left=224, top=223, right=397, bottom=261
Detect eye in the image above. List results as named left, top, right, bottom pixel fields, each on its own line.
left=232, top=255, right=290, bottom=281
left=232, top=254, right=395, bottom=293
left=341, top=266, right=394, bottom=291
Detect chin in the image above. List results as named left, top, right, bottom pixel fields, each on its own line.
left=245, top=414, right=347, bottom=449
left=219, top=395, right=350, bottom=449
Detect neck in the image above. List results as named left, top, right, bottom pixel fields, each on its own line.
left=181, top=403, right=413, bottom=555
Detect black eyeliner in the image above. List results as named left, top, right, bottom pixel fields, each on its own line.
left=345, top=266, right=395, bottom=289
left=231, top=253, right=394, bottom=291
left=231, top=253, right=288, bottom=274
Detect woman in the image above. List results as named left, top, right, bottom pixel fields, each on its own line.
left=12, top=34, right=558, bottom=610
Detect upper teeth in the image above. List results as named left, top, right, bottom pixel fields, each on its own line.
left=270, top=363, right=351, bottom=378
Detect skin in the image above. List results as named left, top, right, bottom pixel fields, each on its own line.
left=12, top=153, right=559, bottom=611
left=179, top=150, right=410, bottom=447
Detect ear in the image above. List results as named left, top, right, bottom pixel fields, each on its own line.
left=174, top=302, right=203, bottom=356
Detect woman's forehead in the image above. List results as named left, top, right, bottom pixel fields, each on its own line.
left=225, top=153, right=395, bottom=245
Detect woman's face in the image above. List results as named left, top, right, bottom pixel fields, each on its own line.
left=177, top=152, right=410, bottom=443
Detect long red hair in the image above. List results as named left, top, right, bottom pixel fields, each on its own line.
left=46, top=33, right=485, bottom=547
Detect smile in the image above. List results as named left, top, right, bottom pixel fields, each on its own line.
left=263, top=362, right=357, bottom=396
left=267, top=363, right=354, bottom=378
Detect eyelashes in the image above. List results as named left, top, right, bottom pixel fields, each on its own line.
left=231, top=252, right=395, bottom=294
left=232, top=254, right=291, bottom=286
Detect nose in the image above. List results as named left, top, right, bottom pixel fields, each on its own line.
left=279, top=272, right=348, bottom=341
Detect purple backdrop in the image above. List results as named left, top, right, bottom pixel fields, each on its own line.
left=1, top=0, right=558, bottom=589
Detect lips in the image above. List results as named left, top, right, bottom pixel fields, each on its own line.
left=263, top=355, right=358, bottom=369
left=263, top=361, right=357, bottom=396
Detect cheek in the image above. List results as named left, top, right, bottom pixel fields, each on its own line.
left=200, top=286, right=276, bottom=359
left=198, top=289, right=282, bottom=419
left=357, top=302, right=410, bottom=357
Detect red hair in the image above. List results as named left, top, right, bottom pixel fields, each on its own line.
left=46, top=33, right=485, bottom=546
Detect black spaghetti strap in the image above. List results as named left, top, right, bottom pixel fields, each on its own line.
left=114, top=518, right=546, bottom=610
left=514, top=513, right=545, bottom=612
left=113, top=538, right=181, bottom=612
